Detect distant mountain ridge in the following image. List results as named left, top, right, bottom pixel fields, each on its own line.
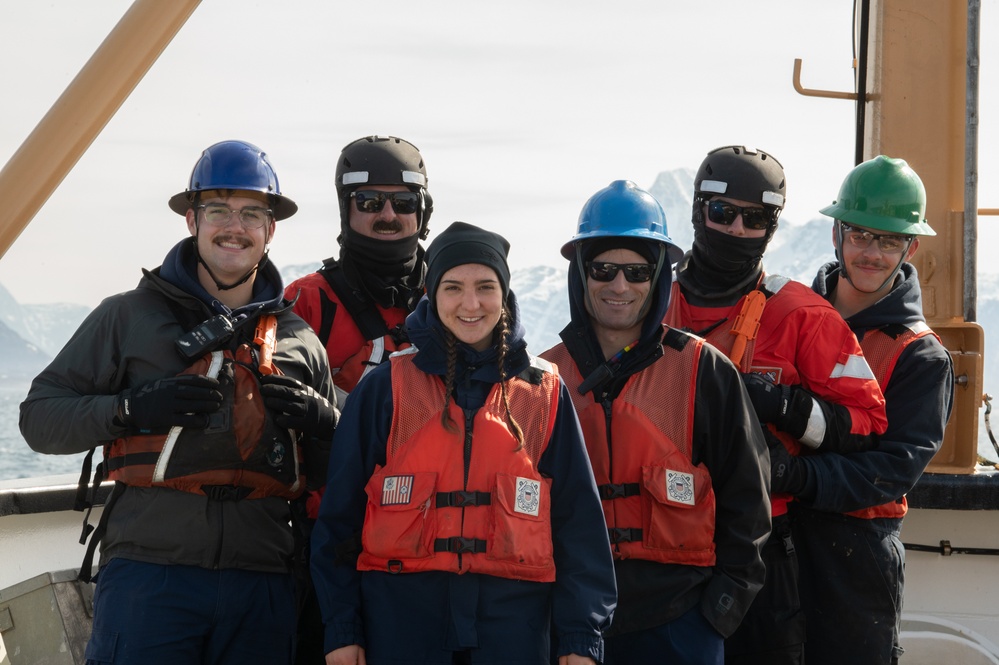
left=5, top=167, right=999, bottom=390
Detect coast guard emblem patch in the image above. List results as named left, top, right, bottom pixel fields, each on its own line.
left=382, top=475, right=414, bottom=505
left=666, top=470, right=695, bottom=506
left=515, top=477, right=541, bottom=516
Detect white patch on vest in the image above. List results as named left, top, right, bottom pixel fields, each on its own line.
left=381, top=475, right=414, bottom=505
left=515, top=477, right=541, bottom=516
left=666, top=470, right=695, bottom=506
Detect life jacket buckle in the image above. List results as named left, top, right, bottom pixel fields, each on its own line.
left=608, top=527, right=642, bottom=544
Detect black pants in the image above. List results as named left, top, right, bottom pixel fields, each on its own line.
left=793, top=506, right=904, bottom=665
left=724, top=513, right=805, bottom=665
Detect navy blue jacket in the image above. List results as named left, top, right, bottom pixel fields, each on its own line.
left=806, top=262, right=955, bottom=512
left=554, top=256, right=770, bottom=638
left=310, top=291, right=616, bottom=663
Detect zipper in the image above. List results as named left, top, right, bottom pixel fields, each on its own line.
left=601, top=398, right=618, bottom=553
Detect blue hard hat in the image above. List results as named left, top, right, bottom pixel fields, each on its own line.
left=168, top=140, right=298, bottom=220
left=561, top=180, right=683, bottom=263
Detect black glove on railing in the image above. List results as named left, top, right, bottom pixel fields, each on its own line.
left=118, top=375, right=223, bottom=431
left=259, top=375, right=338, bottom=441
left=765, top=428, right=808, bottom=496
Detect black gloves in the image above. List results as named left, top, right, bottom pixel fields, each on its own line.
left=764, top=428, right=808, bottom=496
left=742, top=373, right=812, bottom=440
left=742, top=372, right=791, bottom=423
left=259, top=375, right=338, bottom=441
left=118, top=375, right=223, bottom=431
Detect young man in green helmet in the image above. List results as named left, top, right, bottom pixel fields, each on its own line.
left=786, top=156, right=955, bottom=665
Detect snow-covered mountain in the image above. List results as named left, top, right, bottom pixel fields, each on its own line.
left=5, top=166, right=999, bottom=399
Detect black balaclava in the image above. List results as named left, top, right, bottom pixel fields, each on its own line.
left=677, top=199, right=775, bottom=305
left=339, top=229, right=426, bottom=310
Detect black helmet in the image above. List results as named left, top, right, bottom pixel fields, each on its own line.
left=694, top=145, right=786, bottom=211
left=335, top=135, right=433, bottom=239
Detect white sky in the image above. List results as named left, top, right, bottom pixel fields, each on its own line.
left=2, top=1, right=999, bottom=307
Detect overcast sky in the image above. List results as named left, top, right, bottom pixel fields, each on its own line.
left=2, top=1, right=998, bottom=307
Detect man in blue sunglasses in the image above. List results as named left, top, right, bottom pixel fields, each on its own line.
left=665, top=146, right=889, bottom=665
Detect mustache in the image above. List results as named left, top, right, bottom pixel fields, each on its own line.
left=852, top=259, right=890, bottom=270
left=214, top=234, right=251, bottom=247
left=372, top=219, right=404, bottom=233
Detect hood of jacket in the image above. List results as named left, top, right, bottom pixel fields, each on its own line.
left=154, top=237, right=286, bottom=320
left=812, top=260, right=926, bottom=334
left=405, top=289, right=531, bottom=389
left=559, top=254, right=670, bottom=392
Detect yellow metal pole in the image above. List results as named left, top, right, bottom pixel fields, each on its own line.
left=0, top=0, right=202, bottom=259
left=864, top=0, right=983, bottom=473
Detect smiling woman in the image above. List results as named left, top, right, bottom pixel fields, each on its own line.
left=308, top=220, right=618, bottom=662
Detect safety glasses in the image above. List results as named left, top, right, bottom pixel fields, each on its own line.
left=839, top=222, right=914, bottom=254
left=197, top=204, right=272, bottom=230
left=705, top=200, right=776, bottom=231
left=351, top=190, right=420, bottom=215
left=586, top=261, right=655, bottom=283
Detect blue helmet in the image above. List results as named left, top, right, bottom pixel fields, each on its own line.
left=561, top=180, right=683, bottom=264
left=168, top=140, right=298, bottom=220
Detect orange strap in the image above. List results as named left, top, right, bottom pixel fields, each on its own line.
left=253, top=315, right=278, bottom=375
left=728, top=290, right=766, bottom=366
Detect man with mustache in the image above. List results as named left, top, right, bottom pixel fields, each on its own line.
left=287, top=135, right=432, bottom=401
left=664, top=145, right=888, bottom=664
left=792, top=156, right=954, bottom=665
left=283, top=135, right=432, bottom=662
left=20, top=140, right=338, bottom=664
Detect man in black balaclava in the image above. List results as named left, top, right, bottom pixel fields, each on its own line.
left=283, top=135, right=432, bottom=663
left=287, top=135, right=432, bottom=396
left=665, top=146, right=889, bottom=665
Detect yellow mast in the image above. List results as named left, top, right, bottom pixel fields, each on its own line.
left=0, top=0, right=202, bottom=260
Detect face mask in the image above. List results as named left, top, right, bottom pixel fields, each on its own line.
left=678, top=223, right=771, bottom=302
left=340, top=228, right=425, bottom=309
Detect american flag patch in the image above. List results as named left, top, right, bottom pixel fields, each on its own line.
left=749, top=367, right=782, bottom=384
left=381, top=475, right=414, bottom=505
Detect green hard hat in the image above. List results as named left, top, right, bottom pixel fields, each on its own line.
left=819, top=155, right=935, bottom=236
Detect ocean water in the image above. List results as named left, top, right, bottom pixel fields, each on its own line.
left=2, top=379, right=996, bottom=482
left=1, top=380, right=90, bottom=481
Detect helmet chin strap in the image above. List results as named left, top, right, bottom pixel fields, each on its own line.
left=192, top=222, right=269, bottom=292
left=835, top=223, right=907, bottom=294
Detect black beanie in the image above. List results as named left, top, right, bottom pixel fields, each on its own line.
left=580, top=236, right=659, bottom=264
left=426, top=222, right=511, bottom=308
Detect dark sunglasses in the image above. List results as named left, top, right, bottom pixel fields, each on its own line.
left=351, top=190, right=420, bottom=215
left=705, top=199, right=776, bottom=231
left=586, top=261, right=655, bottom=283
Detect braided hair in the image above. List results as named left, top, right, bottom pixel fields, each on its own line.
left=439, top=308, right=524, bottom=450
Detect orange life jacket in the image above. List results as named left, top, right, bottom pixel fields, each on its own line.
left=846, top=322, right=936, bottom=520
left=311, top=264, right=411, bottom=393
left=665, top=276, right=810, bottom=518
left=542, top=331, right=717, bottom=567
left=105, top=345, right=304, bottom=500
left=356, top=350, right=560, bottom=582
